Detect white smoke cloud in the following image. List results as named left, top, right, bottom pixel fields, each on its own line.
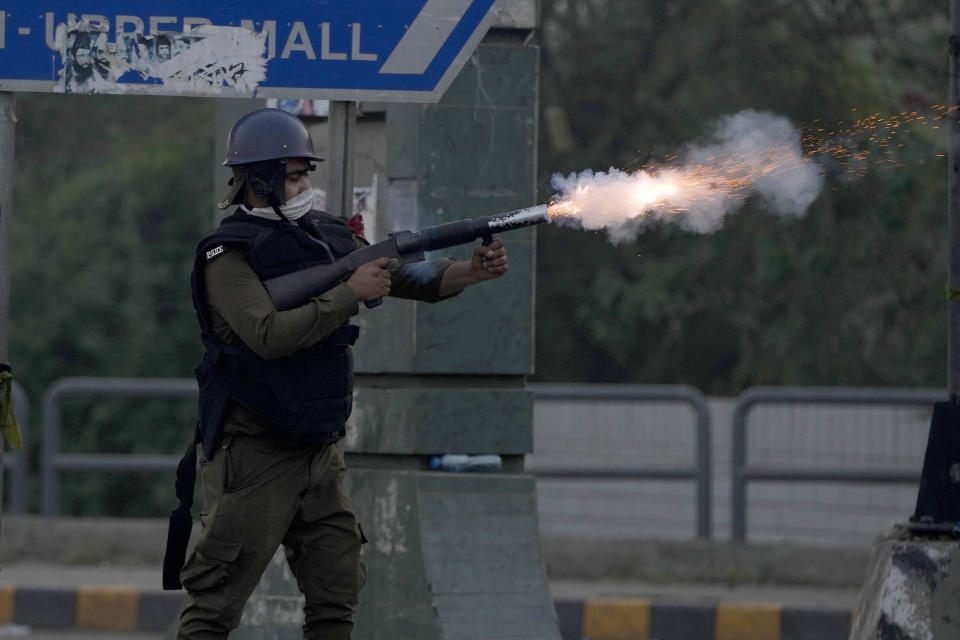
left=549, top=110, right=824, bottom=243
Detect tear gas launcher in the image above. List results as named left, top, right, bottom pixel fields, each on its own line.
left=264, top=204, right=549, bottom=310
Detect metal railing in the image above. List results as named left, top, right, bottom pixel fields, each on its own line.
left=731, top=386, right=945, bottom=542
left=528, top=383, right=712, bottom=539
left=34, top=376, right=941, bottom=542
left=8, top=380, right=29, bottom=513
left=35, top=378, right=713, bottom=532
left=42, top=377, right=197, bottom=516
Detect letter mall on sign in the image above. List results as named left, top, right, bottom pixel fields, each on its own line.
left=0, top=0, right=499, bottom=101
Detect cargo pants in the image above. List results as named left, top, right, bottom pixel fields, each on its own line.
left=177, top=431, right=366, bottom=640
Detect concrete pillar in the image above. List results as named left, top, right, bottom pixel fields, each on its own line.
left=230, top=3, right=559, bottom=639
left=849, top=523, right=960, bottom=639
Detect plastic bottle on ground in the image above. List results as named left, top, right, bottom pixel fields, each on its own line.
left=428, top=454, right=502, bottom=472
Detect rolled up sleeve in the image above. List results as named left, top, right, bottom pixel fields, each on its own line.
left=387, top=258, right=462, bottom=303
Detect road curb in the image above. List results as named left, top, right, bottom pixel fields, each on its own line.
left=0, top=586, right=855, bottom=638
left=0, top=585, right=185, bottom=632
left=555, top=597, right=854, bottom=640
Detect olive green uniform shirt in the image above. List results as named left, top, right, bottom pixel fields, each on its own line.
left=204, top=240, right=457, bottom=437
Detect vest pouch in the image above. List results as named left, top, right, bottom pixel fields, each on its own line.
left=278, top=345, right=353, bottom=396
left=279, top=347, right=354, bottom=444
left=218, top=350, right=303, bottom=428
left=288, top=397, right=352, bottom=444
left=215, top=344, right=353, bottom=445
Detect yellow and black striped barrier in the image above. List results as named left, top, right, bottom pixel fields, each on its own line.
left=0, top=585, right=185, bottom=631
left=556, top=597, right=854, bottom=640
left=0, top=585, right=854, bottom=638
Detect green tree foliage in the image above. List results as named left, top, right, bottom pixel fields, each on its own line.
left=9, top=94, right=213, bottom=514
left=536, top=0, right=949, bottom=393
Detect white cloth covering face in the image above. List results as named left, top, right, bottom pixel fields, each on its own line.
left=240, top=188, right=313, bottom=221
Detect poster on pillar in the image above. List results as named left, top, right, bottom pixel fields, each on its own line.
left=0, top=0, right=500, bottom=101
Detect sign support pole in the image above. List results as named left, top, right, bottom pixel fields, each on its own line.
left=0, top=91, right=16, bottom=543
left=327, top=101, right=357, bottom=222
left=950, top=0, right=960, bottom=403
left=908, top=0, right=960, bottom=527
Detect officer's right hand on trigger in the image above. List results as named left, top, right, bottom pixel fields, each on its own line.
left=346, top=257, right=391, bottom=301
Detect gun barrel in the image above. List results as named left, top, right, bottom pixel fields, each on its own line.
left=396, top=204, right=548, bottom=255
left=484, top=204, right=549, bottom=232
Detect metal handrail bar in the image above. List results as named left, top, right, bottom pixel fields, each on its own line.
left=8, top=380, right=28, bottom=513
left=42, top=376, right=197, bottom=516
left=532, top=467, right=695, bottom=480
left=742, top=465, right=920, bottom=484
left=731, top=386, right=945, bottom=542
left=54, top=453, right=181, bottom=471
left=528, top=383, right=712, bottom=539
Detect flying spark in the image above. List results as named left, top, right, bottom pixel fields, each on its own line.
left=800, top=104, right=955, bottom=175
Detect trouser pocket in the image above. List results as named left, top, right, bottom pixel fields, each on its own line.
left=180, top=534, right=242, bottom=593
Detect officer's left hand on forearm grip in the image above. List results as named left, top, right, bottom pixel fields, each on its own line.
left=473, top=240, right=508, bottom=278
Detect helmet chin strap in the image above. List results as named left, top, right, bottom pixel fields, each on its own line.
left=267, top=193, right=291, bottom=223
left=268, top=197, right=293, bottom=224
left=243, top=159, right=292, bottom=222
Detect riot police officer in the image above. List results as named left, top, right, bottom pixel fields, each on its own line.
left=173, top=108, right=509, bottom=639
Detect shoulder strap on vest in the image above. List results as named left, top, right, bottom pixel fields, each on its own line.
left=198, top=214, right=275, bottom=259
left=191, top=214, right=273, bottom=335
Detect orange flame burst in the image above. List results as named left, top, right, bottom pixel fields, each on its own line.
left=546, top=105, right=952, bottom=237
left=546, top=146, right=810, bottom=232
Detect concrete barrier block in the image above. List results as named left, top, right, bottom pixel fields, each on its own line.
left=850, top=523, right=960, bottom=640
left=355, top=469, right=558, bottom=640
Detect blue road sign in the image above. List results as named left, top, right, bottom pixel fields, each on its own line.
left=0, top=0, right=500, bottom=101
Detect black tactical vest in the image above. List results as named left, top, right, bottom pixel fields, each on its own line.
left=191, top=210, right=359, bottom=459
